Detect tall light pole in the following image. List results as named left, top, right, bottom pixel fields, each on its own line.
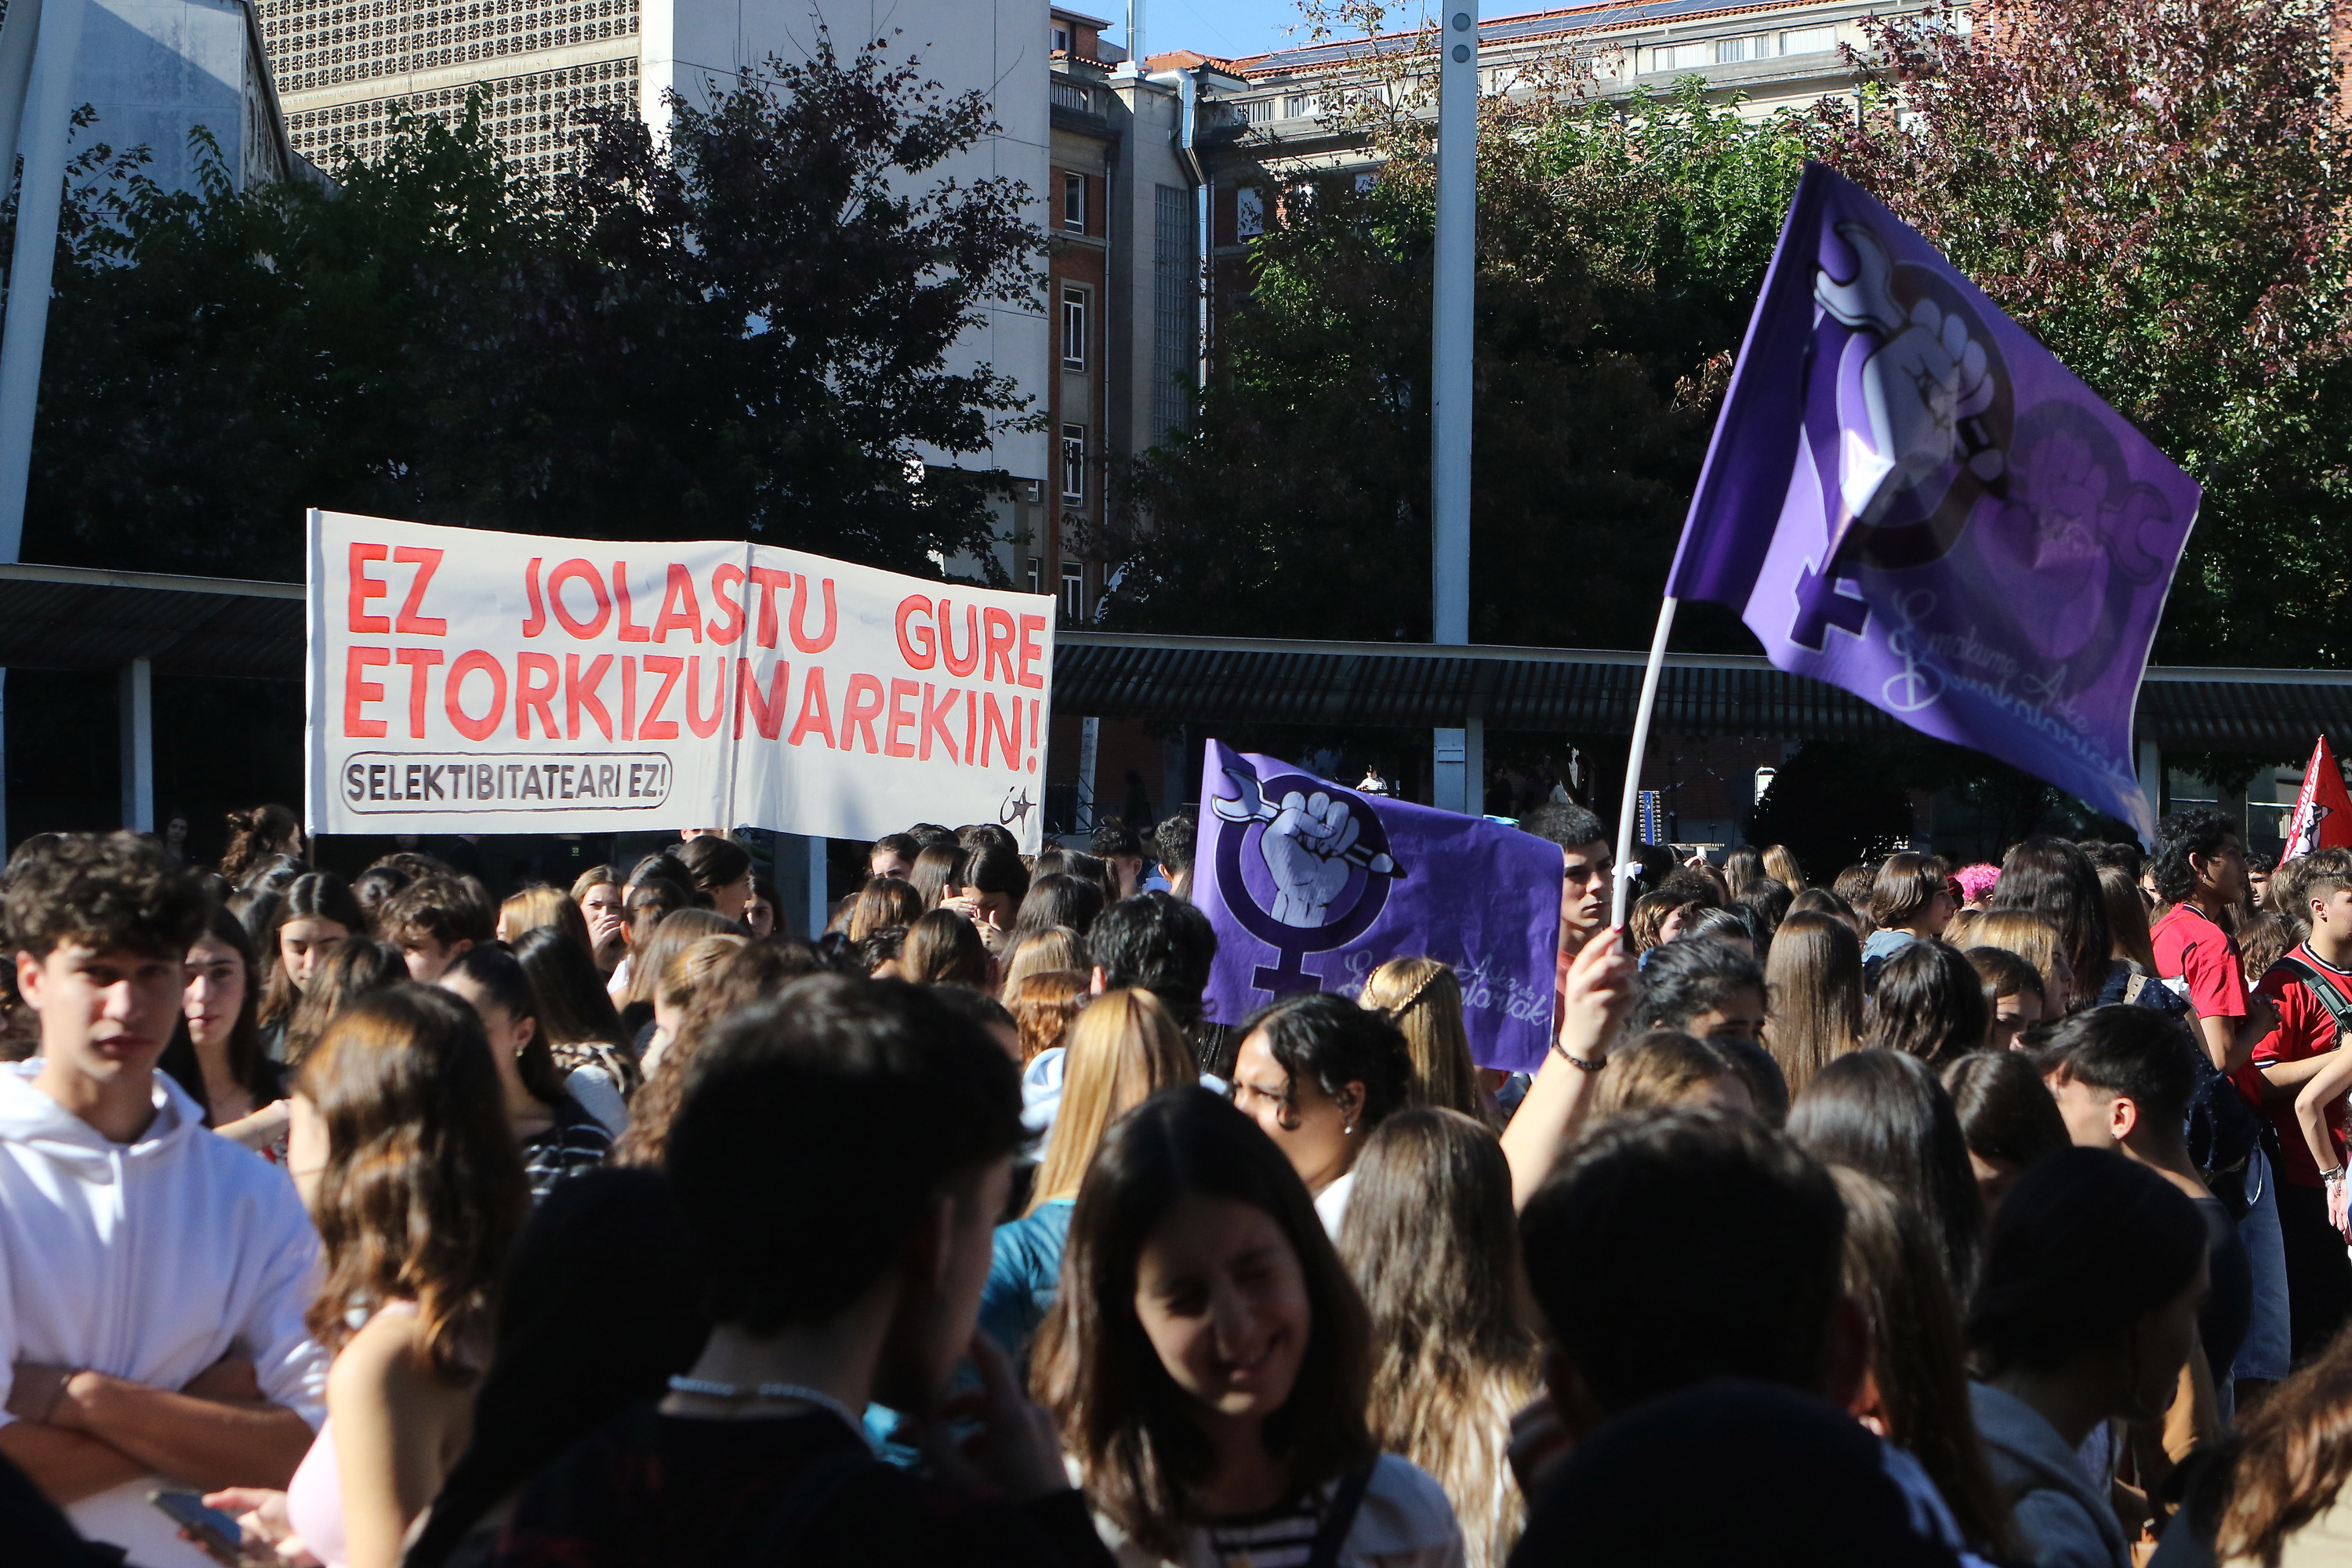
left=1429, top=0, right=1475, bottom=813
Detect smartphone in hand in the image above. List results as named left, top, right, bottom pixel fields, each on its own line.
left=148, top=1489, right=270, bottom=1568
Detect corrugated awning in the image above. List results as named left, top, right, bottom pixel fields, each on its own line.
left=2, top=565, right=2343, bottom=753
left=1054, top=632, right=2352, bottom=754
left=0, top=563, right=303, bottom=681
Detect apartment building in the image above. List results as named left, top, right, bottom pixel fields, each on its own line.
left=1040, top=5, right=1226, bottom=626
left=1142, top=0, right=1887, bottom=381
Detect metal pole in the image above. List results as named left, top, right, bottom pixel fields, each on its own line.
left=1126, top=0, right=1142, bottom=67
left=1429, top=0, right=1475, bottom=813
left=0, top=0, right=82, bottom=563
left=118, top=656, right=154, bottom=832
left=1611, top=597, right=1678, bottom=925
left=1077, top=715, right=1101, bottom=834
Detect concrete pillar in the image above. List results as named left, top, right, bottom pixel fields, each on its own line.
left=1463, top=716, right=1484, bottom=816
left=2137, top=739, right=2162, bottom=837
left=118, top=656, right=153, bottom=833
left=1432, top=728, right=1468, bottom=814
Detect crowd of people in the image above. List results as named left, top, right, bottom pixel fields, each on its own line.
left=6, top=793, right=2352, bottom=1566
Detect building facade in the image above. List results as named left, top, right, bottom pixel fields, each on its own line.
left=252, top=0, right=1052, bottom=580
left=80, top=0, right=304, bottom=194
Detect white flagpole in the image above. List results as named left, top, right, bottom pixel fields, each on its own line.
left=1610, top=596, right=1679, bottom=926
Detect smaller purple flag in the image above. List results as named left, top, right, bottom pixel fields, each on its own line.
left=1193, top=740, right=1563, bottom=1073
left=1671, top=163, right=2199, bottom=840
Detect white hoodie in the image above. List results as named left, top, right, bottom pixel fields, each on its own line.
left=0, top=1062, right=328, bottom=1568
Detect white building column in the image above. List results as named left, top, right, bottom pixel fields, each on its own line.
left=1463, top=716, right=1484, bottom=816
left=1432, top=728, right=1467, bottom=815
left=2137, top=739, right=2162, bottom=837
left=118, top=656, right=153, bottom=832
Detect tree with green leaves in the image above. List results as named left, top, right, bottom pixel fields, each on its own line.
left=20, top=33, right=1040, bottom=582
left=1096, top=79, right=1809, bottom=650
left=1814, top=0, right=2352, bottom=673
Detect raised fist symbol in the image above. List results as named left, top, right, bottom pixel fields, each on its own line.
left=1817, top=221, right=1998, bottom=522
left=1261, top=789, right=1358, bottom=928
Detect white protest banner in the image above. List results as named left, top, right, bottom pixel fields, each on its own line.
left=306, top=510, right=1054, bottom=848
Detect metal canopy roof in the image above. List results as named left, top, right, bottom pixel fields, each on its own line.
left=1225, top=0, right=1823, bottom=73
left=1054, top=632, right=2352, bottom=753
left=0, top=565, right=2342, bottom=753
left=0, top=563, right=304, bottom=681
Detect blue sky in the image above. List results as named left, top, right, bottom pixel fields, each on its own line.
left=1112, top=0, right=1541, bottom=62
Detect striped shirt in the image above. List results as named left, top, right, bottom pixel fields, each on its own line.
left=1207, top=1499, right=1323, bottom=1568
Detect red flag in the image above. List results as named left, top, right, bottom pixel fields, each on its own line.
left=2282, top=735, right=2352, bottom=863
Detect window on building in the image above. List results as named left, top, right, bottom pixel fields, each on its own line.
left=1062, top=170, right=1086, bottom=231
left=1062, top=561, right=1086, bottom=623
left=1283, top=92, right=1313, bottom=118
left=1026, top=557, right=1041, bottom=594
left=1713, top=36, right=1749, bottom=63
left=1651, top=41, right=1708, bottom=71
left=1062, top=288, right=1088, bottom=368
left=1062, top=424, right=1086, bottom=502
left=1780, top=25, right=1836, bottom=53
left=1052, top=24, right=1071, bottom=51
left=1236, top=187, right=1265, bottom=238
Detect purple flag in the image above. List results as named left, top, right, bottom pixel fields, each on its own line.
left=1671, top=163, right=2198, bottom=840
left=1193, top=740, right=1563, bottom=1073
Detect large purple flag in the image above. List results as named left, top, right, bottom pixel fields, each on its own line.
left=1193, top=740, right=1563, bottom=1073
left=1672, top=163, right=2198, bottom=839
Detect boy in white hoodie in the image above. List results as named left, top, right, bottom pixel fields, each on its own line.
left=0, top=833, right=328, bottom=1567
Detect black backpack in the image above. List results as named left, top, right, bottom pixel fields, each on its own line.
left=2149, top=967, right=2267, bottom=1188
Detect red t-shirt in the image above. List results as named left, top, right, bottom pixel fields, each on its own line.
left=2253, top=945, right=2352, bottom=1187
left=2152, top=902, right=2265, bottom=1106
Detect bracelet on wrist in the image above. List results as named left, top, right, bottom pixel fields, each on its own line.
left=2325, top=1168, right=2346, bottom=1184
left=1550, top=1038, right=1606, bottom=1073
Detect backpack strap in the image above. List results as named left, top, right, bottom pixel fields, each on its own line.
left=2125, top=971, right=2149, bottom=1006
left=2277, top=956, right=2352, bottom=1039
left=1305, top=1462, right=1379, bottom=1568
left=743, top=1444, right=880, bottom=1565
